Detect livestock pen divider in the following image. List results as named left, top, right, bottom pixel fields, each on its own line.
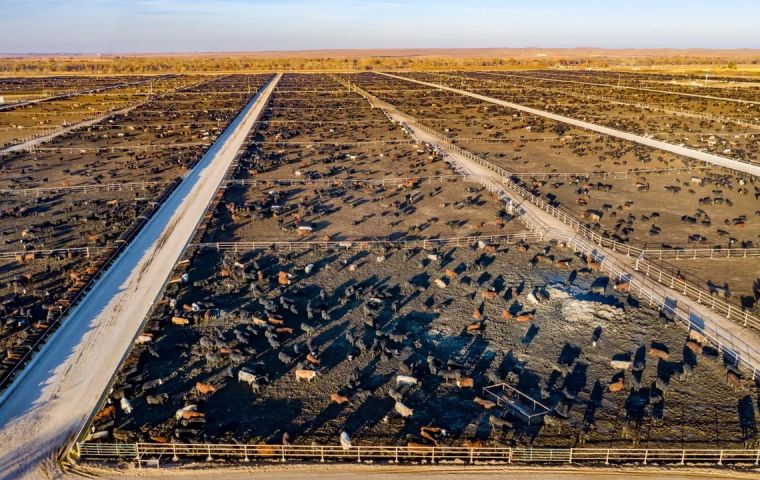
left=74, top=442, right=760, bottom=467
left=193, top=232, right=541, bottom=253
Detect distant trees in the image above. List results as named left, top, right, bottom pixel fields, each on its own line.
left=0, top=54, right=757, bottom=75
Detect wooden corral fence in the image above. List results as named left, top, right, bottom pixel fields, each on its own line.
left=0, top=174, right=465, bottom=197
left=256, top=139, right=416, bottom=147
left=24, top=142, right=211, bottom=154
left=640, top=247, right=760, bottom=260
left=192, top=232, right=541, bottom=253
left=74, top=442, right=760, bottom=467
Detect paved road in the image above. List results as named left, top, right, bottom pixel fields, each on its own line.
left=0, top=74, right=281, bottom=480
left=378, top=72, right=760, bottom=178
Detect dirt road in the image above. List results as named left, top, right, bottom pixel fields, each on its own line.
left=0, top=74, right=281, bottom=480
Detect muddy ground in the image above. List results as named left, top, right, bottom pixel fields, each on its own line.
left=103, top=241, right=758, bottom=449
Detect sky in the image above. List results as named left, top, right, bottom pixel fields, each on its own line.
left=1, top=0, right=759, bottom=54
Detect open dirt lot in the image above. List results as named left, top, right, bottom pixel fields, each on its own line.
left=87, top=74, right=760, bottom=453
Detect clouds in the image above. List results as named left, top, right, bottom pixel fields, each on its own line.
left=1, top=0, right=757, bottom=54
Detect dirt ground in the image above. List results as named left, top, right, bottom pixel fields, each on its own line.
left=668, top=258, right=760, bottom=307
left=0, top=75, right=271, bottom=385
left=75, top=463, right=760, bottom=480
left=89, top=75, right=760, bottom=452
left=0, top=76, right=202, bottom=147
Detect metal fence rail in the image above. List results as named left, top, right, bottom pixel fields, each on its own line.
left=192, top=232, right=540, bottom=253
left=75, top=442, right=760, bottom=466
left=640, top=247, right=760, bottom=260
left=227, top=174, right=464, bottom=187
left=494, top=165, right=712, bottom=181
left=0, top=181, right=168, bottom=197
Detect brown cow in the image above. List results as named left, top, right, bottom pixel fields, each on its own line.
left=481, top=290, right=497, bottom=300
left=685, top=341, right=703, bottom=354
left=648, top=347, right=670, bottom=360
left=515, top=312, right=533, bottom=323
left=295, top=369, right=318, bottom=382
left=474, top=397, right=497, bottom=409
left=456, top=377, right=474, bottom=388
left=180, top=410, right=205, bottom=420
left=726, top=371, right=743, bottom=392
left=94, top=405, right=115, bottom=420
left=195, top=382, right=217, bottom=395
left=608, top=377, right=625, bottom=392
left=330, top=393, right=350, bottom=405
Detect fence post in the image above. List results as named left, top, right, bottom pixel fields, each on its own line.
left=680, top=449, right=685, bottom=465
left=605, top=449, right=610, bottom=465
left=643, top=449, right=648, bottom=465
left=172, top=444, right=178, bottom=462
left=357, top=446, right=361, bottom=463
left=206, top=445, right=212, bottom=462
left=568, top=448, right=573, bottom=464
left=718, top=449, right=723, bottom=466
